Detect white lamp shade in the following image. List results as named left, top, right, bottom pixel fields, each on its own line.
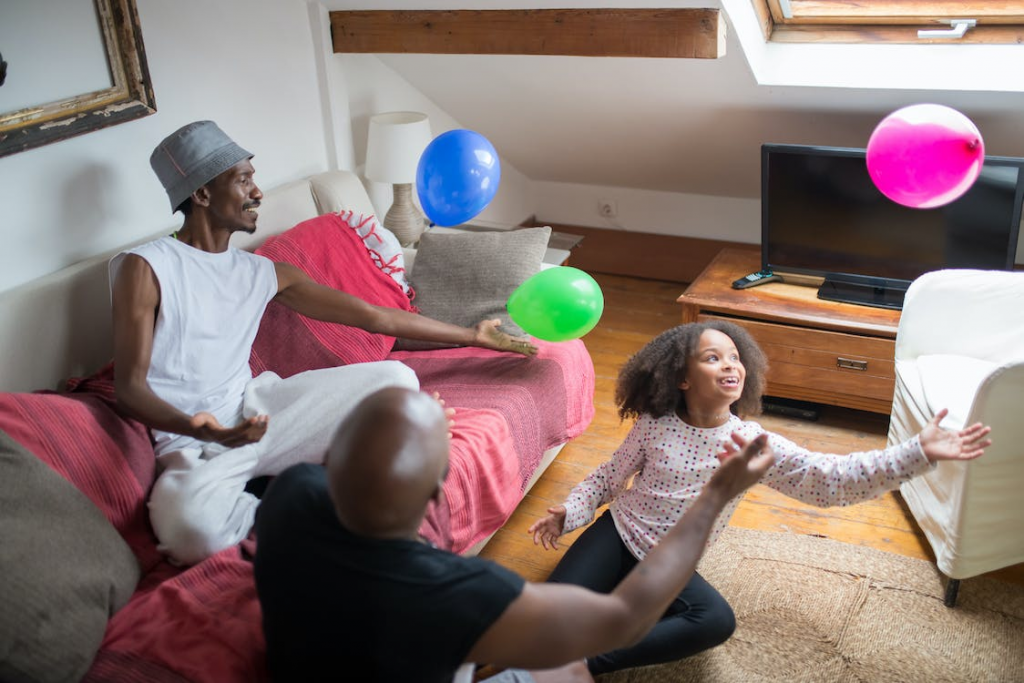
left=365, top=111, right=432, bottom=185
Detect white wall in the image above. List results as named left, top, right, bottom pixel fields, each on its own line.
left=0, top=0, right=542, bottom=297
left=327, top=53, right=536, bottom=228
left=5, top=0, right=1021, bottom=299
left=0, top=0, right=331, bottom=295
left=335, top=1, right=1024, bottom=264
left=535, top=181, right=760, bottom=243
left=1, top=0, right=112, bottom=110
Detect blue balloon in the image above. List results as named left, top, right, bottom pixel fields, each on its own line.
left=416, top=129, right=501, bottom=227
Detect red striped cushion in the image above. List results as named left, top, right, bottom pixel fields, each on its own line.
left=0, top=368, right=162, bottom=571
left=250, top=213, right=417, bottom=377
left=86, top=547, right=265, bottom=683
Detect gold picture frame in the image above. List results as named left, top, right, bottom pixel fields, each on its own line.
left=0, top=0, right=156, bottom=158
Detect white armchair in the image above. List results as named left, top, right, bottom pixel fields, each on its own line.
left=887, top=268, right=1024, bottom=606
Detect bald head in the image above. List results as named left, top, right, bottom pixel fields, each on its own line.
left=326, top=387, right=450, bottom=539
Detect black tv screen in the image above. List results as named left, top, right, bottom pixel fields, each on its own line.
left=761, top=144, right=1023, bottom=308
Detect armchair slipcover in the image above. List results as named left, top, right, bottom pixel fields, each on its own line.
left=887, top=268, right=1024, bottom=605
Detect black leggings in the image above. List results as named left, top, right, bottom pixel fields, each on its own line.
left=547, top=510, right=735, bottom=675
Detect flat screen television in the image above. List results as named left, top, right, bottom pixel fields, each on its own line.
left=761, top=143, right=1024, bottom=310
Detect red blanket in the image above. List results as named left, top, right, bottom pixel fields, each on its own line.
left=0, top=379, right=265, bottom=682
left=26, top=212, right=595, bottom=682
left=390, top=338, right=594, bottom=552
left=85, top=545, right=266, bottom=683
left=250, top=212, right=416, bottom=375
left=249, top=212, right=596, bottom=552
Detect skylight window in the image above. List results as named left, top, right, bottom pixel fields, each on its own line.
left=723, top=0, right=1024, bottom=92
left=752, top=0, right=1024, bottom=44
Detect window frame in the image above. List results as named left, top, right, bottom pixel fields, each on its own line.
left=752, top=0, right=1024, bottom=44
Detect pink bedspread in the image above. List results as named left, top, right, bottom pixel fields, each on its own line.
left=78, top=331, right=597, bottom=683
left=249, top=212, right=596, bottom=552
left=85, top=544, right=266, bottom=683
left=391, top=338, right=594, bottom=552
left=1, top=376, right=267, bottom=683
left=21, top=212, right=595, bottom=681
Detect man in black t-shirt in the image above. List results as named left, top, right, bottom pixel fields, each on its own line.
left=254, top=387, right=774, bottom=682
left=256, top=463, right=534, bottom=682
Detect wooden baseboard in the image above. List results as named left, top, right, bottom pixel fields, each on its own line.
left=530, top=222, right=754, bottom=284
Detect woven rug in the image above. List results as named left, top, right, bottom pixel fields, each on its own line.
left=599, top=527, right=1024, bottom=683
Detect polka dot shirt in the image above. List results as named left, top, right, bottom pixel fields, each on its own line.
left=561, top=412, right=930, bottom=561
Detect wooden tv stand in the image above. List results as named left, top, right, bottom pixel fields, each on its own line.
left=677, top=248, right=901, bottom=414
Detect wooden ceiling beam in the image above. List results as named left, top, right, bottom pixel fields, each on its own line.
left=329, top=8, right=725, bottom=59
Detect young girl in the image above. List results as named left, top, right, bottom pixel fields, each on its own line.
left=527, top=320, right=991, bottom=676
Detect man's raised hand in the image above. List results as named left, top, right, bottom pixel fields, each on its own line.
left=709, top=433, right=775, bottom=501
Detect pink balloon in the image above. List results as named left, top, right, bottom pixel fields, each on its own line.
left=866, top=104, right=984, bottom=209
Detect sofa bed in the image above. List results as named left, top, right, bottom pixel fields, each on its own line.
left=0, top=169, right=595, bottom=681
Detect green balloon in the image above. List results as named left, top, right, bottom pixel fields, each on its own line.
left=506, top=266, right=604, bottom=341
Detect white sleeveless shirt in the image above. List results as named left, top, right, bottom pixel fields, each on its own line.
left=109, top=236, right=278, bottom=454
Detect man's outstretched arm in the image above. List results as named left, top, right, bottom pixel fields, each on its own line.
left=273, top=262, right=537, bottom=355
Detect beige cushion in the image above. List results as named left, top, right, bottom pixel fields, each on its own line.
left=0, top=429, right=140, bottom=683
left=407, top=227, right=552, bottom=339
left=309, top=170, right=378, bottom=217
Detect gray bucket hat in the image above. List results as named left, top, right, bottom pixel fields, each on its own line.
left=150, top=120, right=253, bottom=212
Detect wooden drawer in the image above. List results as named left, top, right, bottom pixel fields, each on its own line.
left=698, top=314, right=896, bottom=414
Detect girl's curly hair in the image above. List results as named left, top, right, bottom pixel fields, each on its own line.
left=614, top=320, right=767, bottom=421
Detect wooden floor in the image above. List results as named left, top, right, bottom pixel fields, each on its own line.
left=479, top=272, right=1024, bottom=590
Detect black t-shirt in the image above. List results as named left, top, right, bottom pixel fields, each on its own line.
left=254, top=463, right=526, bottom=683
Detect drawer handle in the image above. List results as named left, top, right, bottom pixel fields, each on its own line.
left=837, top=357, right=867, bottom=371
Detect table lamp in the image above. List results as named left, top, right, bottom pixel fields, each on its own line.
left=364, top=111, right=433, bottom=246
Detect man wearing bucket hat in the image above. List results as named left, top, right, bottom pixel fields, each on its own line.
left=110, top=120, right=536, bottom=565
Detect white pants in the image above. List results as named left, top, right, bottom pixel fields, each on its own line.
left=148, top=361, right=419, bottom=565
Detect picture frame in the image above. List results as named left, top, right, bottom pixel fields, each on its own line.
left=0, top=0, right=156, bottom=158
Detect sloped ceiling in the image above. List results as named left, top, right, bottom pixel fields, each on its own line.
left=322, top=2, right=1024, bottom=200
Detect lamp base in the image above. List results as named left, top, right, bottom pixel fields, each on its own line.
left=382, top=183, right=427, bottom=247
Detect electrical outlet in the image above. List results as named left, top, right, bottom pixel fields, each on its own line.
left=598, top=200, right=617, bottom=218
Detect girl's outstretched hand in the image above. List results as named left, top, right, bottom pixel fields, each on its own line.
left=528, top=505, right=567, bottom=551
left=920, top=408, right=992, bottom=462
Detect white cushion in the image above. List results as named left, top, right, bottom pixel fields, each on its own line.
left=916, top=354, right=997, bottom=429
left=310, top=170, right=378, bottom=217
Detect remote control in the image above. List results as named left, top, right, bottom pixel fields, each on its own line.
left=732, top=269, right=782, bottom=289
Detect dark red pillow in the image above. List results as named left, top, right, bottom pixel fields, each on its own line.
left=0, top=364, right=162, bottom=571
